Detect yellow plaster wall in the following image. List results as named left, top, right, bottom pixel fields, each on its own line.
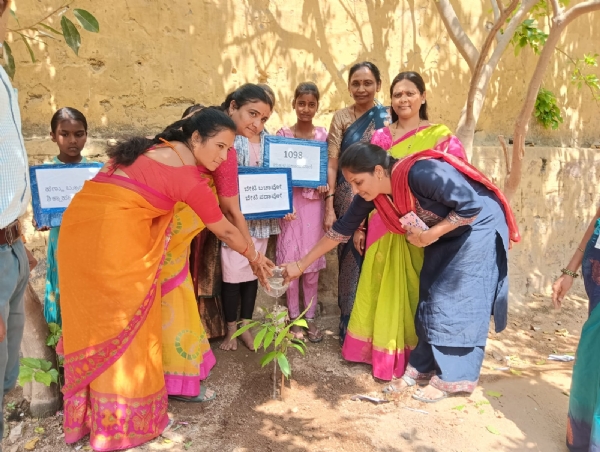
left=7, top=0, right=600, bottom=146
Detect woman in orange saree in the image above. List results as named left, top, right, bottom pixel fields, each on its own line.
left=58, top=109, right=272, bottom=451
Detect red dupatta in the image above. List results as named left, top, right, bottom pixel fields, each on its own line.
left=372, top=150, right=521, bottom=243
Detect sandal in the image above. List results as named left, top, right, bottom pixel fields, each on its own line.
left=412, top=387, right=448, bottom=403
left=382, top=375, right=415, bottom=393
left=169, top=386, right=217, bottom=403
left=289, top=321, right=306, bottom=343
left=306, top=318, right=323, bottom=343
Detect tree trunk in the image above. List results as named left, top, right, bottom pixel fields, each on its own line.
left=21, top=283, right=60, bottom=418
left=504, top=1, right=600, bottom=201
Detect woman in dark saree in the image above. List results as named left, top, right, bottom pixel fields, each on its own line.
left=324, top=61, right=389, bottom=342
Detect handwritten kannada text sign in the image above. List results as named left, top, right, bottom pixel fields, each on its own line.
left=30, top=163, right=103, bottom=228
left=238, top=167, right=293, bottom=220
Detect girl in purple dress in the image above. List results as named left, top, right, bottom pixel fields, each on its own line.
left=276, top=82, right=328, bottom=342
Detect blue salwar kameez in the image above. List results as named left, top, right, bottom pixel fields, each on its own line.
left=330, top=158, right=509, bottom=393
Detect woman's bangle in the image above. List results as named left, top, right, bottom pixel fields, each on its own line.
left=561, top=268, right=579, bottom=278
left=357, top=226, right=366, bottom=232
left=324, top=193, right=335, bottom=201
left=577, top=246, right=585, bottom=253
left=241, top=242, right=250, bottom=256
left=418, top=230, right=427, bottom=245
left=296, top=260, right=304, bottom=273
left=249, top=250, right=260, bottom=263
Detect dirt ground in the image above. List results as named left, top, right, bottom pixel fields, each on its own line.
left=2, top=293, right=587, bottom=452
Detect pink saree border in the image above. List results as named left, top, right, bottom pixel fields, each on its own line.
left=164, top=349, right=216, bottom=396
left=161, top=260, right=190, bottom=296
left=62, top=226, right=173, bottom=399
left=341, top=331, right=413, bottom=381
left=64, top=386, right=169, bottom=451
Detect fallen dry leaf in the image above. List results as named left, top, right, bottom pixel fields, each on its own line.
left=24, top=437, right=40, bottom=451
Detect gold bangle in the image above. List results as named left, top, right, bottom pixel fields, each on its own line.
left=418, top=230, right=426, bottom=245
left=249, top=250, right=260, bottom=263
left=577, top=247, right=585, bottom=253
left=296, top=260, right=304, bottom=273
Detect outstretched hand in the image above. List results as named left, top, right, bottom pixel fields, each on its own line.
left=250, top=253, right=275, bottom=288
left=551, top=274, right=573, bottom=310
left=282, top=261, right=303, bottom=284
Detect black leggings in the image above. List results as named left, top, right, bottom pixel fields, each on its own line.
left=221, top=280, right=258, bottom=323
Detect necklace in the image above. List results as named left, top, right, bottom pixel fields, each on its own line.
left=292, top=124, right=314, bottom=139
left=352, top=101, right=375, bottom=121
left=394, top=119, right=422, bottom=152
left=250, top=142, right=260, bottom=166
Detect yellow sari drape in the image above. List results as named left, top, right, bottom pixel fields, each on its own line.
left=161, top=201, right=216, bottom=396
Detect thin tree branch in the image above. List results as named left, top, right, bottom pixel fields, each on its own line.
left=549, top=0, right=562, bottom=17
left=562, top=0, right=600, bottom=26
left=8, top=2, right=72, bottom=33
left=489, top=0, right=539, bottom=69
left=498, top=135, right=511, bottom=174
left=490, top=0, right=501, bottom=21
left=465, top=0, right=520, bottom=126
left=505, top=0, right=600, bottom=200
left=555, top=47, right=600, bottom=102
left=434, top=0, right=479, bottom=72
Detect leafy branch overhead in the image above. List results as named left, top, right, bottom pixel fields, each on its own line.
left=1, top=3, right=99, bottom=79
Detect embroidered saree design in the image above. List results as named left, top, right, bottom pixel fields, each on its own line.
left=58, top=181, right=174, bottom=451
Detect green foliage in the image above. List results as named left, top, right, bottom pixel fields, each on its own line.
left=570, top=53, right=600, bottom=101
left=1, top=3, right=99, bottom=79
left=511, top=19, right=548, bottom=56
left=232, top=304, right=310, bottom=380
left=18, top=358, right=59, bottom=387
left=534, top=88, right=563, bottom=130
left=46, top=322, right=62, bottom=348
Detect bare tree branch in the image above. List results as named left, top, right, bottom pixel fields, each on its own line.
left=465, top=0, right=520, bottom=126
left=490, top=0, right=501, bottom=21
left=549, top=0, right=562, bottom=17
left=433, top=0, right=479, bottom=72
left=562, top=0, right=600, bottom=25
left=504, top=0, right=600, bottom=200
left=498, top=135, right=511, bottom=174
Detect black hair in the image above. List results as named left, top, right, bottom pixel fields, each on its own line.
left=219, top=83, right=274, bottom=112
left=293, top=82, right=320, bottom=104
left=181, top=104, right=205, bottom=119
left=107, top=107, right=235, bottom=166
left=50, top=107, right=88, bottom=133
left=347, top=61, right=382, bottom=85
left=257, top=83, right=276, bottom=107
left=390, top=71, right=428, bottom=123
left=339, top=142, right=397, bottom=175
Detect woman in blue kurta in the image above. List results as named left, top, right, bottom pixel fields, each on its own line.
left=283, top=143, right=520, bottom=402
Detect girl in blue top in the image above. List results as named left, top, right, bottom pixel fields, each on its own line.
left=42, top=107, right=89, bottom=325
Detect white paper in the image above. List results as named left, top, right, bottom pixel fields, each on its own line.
left=238, top=173, right=290, bottom=215
left=268, top=143, right=321, bottom=182
left=36, top=166, right=101, bottom=209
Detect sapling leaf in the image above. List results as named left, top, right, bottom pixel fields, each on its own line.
left=260, top=351, right=277, bottom=367
left=253, top=327, right=267, bottom=351
left=277, top=353, right=291, bottom=378
left=231, top=321, right=258, bottom=339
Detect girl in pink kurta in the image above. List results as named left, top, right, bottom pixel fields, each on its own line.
left=276, top=82, right=327, bottom=342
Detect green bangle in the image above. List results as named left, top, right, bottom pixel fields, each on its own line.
left=324, top=193, right=335, bottom=200
left=561, top=268, right=579, bottom=278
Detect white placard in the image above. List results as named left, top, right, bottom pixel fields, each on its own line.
left=268, top=143, right=321, bottom=182
left=239, top=173, right=290, bottom=215
left=36, top=167, right=102, bottom=209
